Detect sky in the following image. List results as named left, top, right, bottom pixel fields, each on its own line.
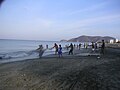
left=0, top=0, right=120, bottom=41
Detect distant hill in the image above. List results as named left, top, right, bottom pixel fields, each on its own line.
left=60, top=39, right=67, bottom=42
left=67, top=35, right=116, bottom=42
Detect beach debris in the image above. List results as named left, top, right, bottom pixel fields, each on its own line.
left=97, top=56, right=100, bottom=59
left=21, top=74, right=26, bottom=77
left=24, top=78, right=26, bottom=81
left=23, top=74, right=26, bottom=76
left=24, top=84, right=27, bottom=87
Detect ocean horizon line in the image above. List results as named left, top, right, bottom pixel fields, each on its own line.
left=0, top=38, right=59, bottom=42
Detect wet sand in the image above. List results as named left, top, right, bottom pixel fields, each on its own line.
left=0, top=48, right=120, bottom=90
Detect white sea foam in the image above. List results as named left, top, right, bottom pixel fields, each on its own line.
left=0, top=39, right=84, bottom=63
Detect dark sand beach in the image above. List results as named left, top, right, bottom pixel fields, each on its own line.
left=0, top=47, right=120, bottom=90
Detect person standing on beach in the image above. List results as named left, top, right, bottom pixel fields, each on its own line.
left=92, top=42, right=94, bottom=48
left=68, top=43, right=73, bottom=55
left=91, top=42, right=95, bottom=51
left=84, top=43, right=86, bottom=48
left=85, top=43, right=88, bottom=49
left=53, top=43, right=58, bottom=55
left=46, top=45, right=48, bottom=49
left=79, top=43, right=82, bottom=50
left=58, top=45, right=62, bottom=57
left=95, top=42, right=98, bottom=49
left=74, top=44, right=76, bottom=49
left=101, top=40, right=105, bottom=54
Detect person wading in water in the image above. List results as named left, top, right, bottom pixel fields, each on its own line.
left=68, top=43, right=74, bottom=55
left=52, top=43, right=58, bottom=55
left=36, top=45, right=44, bottom=58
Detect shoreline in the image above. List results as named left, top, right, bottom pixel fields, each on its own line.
left=0, top=46, right=120, bottom=64
left=0, top=47, right=99, bottom=64
left=0, top=47, right=120, bottom=90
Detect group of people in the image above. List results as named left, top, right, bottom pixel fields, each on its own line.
left=91, top=40, right=105, bottom=54
left=52, top=43, right=74, bottom=57
left=52, top=43, right=62, bottom=57
left=36, top=40, right=105, bottom=58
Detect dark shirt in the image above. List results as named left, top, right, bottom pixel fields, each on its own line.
left=101, top=42, right=105, bottom=49
left=70, top=44, right=73, bottom=50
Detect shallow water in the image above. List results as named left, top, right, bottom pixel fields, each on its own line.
left=0, top=39, right=83, bottom=63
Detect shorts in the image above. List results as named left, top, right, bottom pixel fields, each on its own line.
left=58, top=51, right=62, bottom=55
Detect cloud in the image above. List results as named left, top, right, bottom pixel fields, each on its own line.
left=68, top=2, right=107, bottom=15
left=56, top=14, right=120, bottom=31
left=78, top=14, right=120, bottom=26
left=58, top=1, right=108, bottom=16
left=22, top=17, right=54, bottom=30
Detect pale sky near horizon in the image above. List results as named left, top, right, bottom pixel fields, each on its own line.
left=0, top=0, right=120, bottom=41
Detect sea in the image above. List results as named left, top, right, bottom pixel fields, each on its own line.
left=0, top=39, right=81, bottom=63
